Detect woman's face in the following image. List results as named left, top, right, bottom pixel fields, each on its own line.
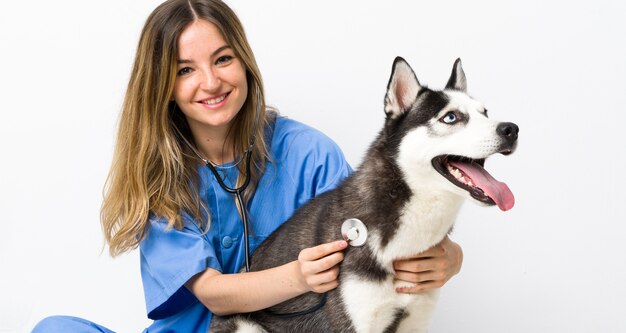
left=173, top=19, right=248, bottom=138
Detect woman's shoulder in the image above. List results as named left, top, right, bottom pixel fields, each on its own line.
left=262, top=114, right=353, bottom=198
left=271, top=115, right=340, bottom=154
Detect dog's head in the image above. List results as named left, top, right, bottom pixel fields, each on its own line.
left=384, top=57, right=518, bottom=211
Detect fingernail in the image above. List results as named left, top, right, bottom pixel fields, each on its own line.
left=339, top=240, right=348, bottom=248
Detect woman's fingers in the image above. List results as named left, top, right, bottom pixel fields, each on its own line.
left=396, top=280, right=446, bottom=294
left=394, top=269, right=446, bottom=284
left=392, top=236, right=464, bottom=294
left=299, top=240, right=347, bottom=261
left=297, top=240, right=347, bottom=293
left=301, top=251, right=345, bottom=274
left=315, top=280, right=340, bottom=293
left=393, top=257, right=443, bottom=273
left=307, top=266, right=341, bottom=292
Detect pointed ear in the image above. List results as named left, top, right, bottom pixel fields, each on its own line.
left=445, top=58, right=467, bottom=92
left=384, top=57, right=421, bottom=119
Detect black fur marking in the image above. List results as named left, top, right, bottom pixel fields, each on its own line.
left=412, top=89, right=450, bottom=125
left=383, top=89, right=450, bottom=151
left=383, top=308, right=409, bottom=333
left=350, top=149, right=411, bottom=249
left=445, top=58, right=466, bottom=91
left=209, top=315, right=241, bottom=332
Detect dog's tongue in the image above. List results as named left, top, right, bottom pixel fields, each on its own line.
left=449, top=161, right=515, bottom=211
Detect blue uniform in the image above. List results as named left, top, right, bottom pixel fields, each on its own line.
left=32, top=116, right=352, bottom=332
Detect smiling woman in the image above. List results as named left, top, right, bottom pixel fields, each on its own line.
left=100, top=0, right=270, bottom=256
left=173, top=20, right=249, bottom=164
left=29, top=0, right=463, bottom=332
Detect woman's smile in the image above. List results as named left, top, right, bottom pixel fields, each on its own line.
left=198, top=92, right=230, bottom=109
left=173, top=19, right=248, bottom=136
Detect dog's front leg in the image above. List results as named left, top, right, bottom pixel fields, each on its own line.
left=340, top=275, right=404, bottom=333
left=395, top=289, right=439, bottom=333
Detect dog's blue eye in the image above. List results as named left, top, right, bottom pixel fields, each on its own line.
left=441, top=112, right=458, bottom=124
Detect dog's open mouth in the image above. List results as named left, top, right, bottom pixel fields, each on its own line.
left=432, top=155, right=515, bottom=211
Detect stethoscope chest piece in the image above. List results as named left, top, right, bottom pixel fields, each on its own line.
left=341, top=218, right=368, bottom=247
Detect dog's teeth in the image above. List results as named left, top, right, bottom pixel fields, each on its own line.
left=447, top=165, right=476, bottom=187
left=448, top=167, right=462, bottom=179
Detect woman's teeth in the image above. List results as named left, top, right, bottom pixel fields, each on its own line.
left=201, top=94, right=226, bottom=105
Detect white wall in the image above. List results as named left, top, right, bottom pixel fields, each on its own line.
left=1, top=1, right=624, bottom=332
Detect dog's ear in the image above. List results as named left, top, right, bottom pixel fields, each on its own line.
left=445, top=58, right=467, bottom=92
left=384, top=57, right=421, bottom=119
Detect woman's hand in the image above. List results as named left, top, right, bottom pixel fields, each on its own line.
left=296, top=240, right=348, bottom=293
left=393, top=236, right=463, bottom=293
left=185, top=241, right=346, bottom=315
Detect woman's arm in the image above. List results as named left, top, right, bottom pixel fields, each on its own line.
left=185, top=240, right=348, bottom=315
left=392, top=236, right=463, bottom=293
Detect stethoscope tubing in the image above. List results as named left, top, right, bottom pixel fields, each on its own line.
left=205, top=147, right=254, bottom=273
left=206, top=151, right=328, bottom=318
left=193, top=87, right=326, bottom=317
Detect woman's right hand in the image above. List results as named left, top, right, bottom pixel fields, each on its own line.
left=186, top=241, right=348, bottom=315
left=296, top=240, right=348, bottom=293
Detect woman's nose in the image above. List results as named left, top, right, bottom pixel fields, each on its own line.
left=200, top=68, right=221, bottom=91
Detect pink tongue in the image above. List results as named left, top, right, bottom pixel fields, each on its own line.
left=449, top=161, right=515, bottom=211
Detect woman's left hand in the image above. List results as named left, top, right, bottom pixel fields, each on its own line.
left=393, top=236, right=463, bottom=293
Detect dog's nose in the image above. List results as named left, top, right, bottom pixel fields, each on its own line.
left=496, top=122, right=519, bottom=142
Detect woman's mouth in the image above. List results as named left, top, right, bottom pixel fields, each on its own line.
left=198, top=93, right=229, bottom=109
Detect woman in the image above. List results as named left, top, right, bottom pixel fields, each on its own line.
left=33, top=1, right=462, bottom=332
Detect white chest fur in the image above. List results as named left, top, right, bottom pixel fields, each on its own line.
left=341, top=192, right=462, bottom=332
left=372, top=191, right=463, bottom=266
left=340, top=275, right=439, bottom=333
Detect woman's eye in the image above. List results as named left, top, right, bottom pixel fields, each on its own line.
left=216, top=55, right=233, bottom=65
left=441, top=112, right=458, bottom=124
left=177, top=67, right=192, bottom=76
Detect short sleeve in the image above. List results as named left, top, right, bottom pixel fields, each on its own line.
left=248, top=116, right=354, bottom=237
left=277, top=121, right=353, bottom=202
left=307, top=132, right=353, bottom=196
left=140, top=215, right=221, bottom=320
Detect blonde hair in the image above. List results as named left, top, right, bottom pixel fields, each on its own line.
left=101, top=0, right=270, bottom=257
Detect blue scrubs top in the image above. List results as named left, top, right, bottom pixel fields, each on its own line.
left=140, top=116, right=352, bottom=332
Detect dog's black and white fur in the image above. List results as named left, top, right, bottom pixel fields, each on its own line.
left=210, top=57, right=519, bottom=333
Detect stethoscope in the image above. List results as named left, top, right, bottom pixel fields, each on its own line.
left=204, top=145, right=255, bottom=271
left=176, top=86, right=369, bottom=316
left=177, top=87, right=262, bottom=273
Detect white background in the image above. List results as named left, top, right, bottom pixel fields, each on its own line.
left=1, top=0, right=625, bottom=332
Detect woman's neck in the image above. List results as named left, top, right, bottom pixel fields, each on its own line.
left=198, top=138, right=235, bottom=165
left=189, top=124, right=235, bottom=165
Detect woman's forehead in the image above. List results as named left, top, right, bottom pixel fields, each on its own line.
left=177, top=20, right=229, bottom=59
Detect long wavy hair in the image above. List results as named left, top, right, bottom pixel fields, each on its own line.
left=101, top=0, right=270, bottom=257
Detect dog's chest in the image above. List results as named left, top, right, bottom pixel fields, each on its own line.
left=372, top=193, right=463, bottom=264
left=334, top=194, right=461, bottom=332
left=339, top=275, right=437, bottom=333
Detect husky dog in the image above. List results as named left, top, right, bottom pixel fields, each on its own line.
left=210, top=57, right=518, bottom=333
